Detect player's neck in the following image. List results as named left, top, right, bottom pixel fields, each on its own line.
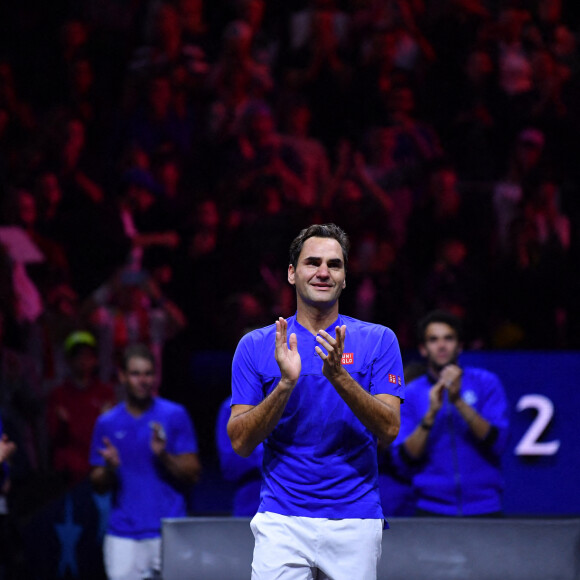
left=296, top=303, right=340, bottom=335
left=126, top=396, right=154, bottom=418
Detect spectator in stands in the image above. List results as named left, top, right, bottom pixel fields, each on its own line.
left=492, top=127, right=548, bottom=253
left=282, top=4, right=353, bottom=148
left=405, top=164, right=489, bottom=279
left=215, top=396, right=263, bottom=517
left=420, top=237, right=488, bottom=347
left=279, top=97, right=331, bottom=209
left=0, top=60, right=36, bottom=138
left=288, top=0, right=350, bottom=53
left=36, top=282, right=84, bottom=388
left=45, top=116, right=107, bottom=211
left=206, top=19, right=273, bottom=103
left=441, top=48, right=500, bottom=180
left=491, top=178, right=571, bottom=348
left=115, top=166, right=181, bottom=274
left=349, top=25, right=405, bottom=132
left=220, top=100, right=305, bottom=207
left=34, top=170, right=65, bottom=238
left=236, top=0, right=278, bottom=69
left=46, top=331, right=116, bottom=486
left=385, top=84, right=443, bottom=168
left=177, top=0, right=210, bottom=49
left=87, top=267, right=187, bottom=385
left=206, top=65, right=254, bottom=149
left=222, top=174, right=302, bottom=316
left=3, top=187, right=69, bottom=283
left=150, top=151, right=196, bottom=231
left=0, top=308, right=43, bottom=477
left=321, top=138, right=403, bottom=244
left=89, top=343, right=201, bottom=580
left=131, top=1, right=209, bottom=85
left=493, top=6, right=537, bottom=138
left=528, top=47, right=568, bottom=126
left=354, top=128, right=414, bottom=248
left=123, top=74, right=196, bottom=159
left=393, top=310, right=509, bottom=516
left=340, top=232, right=415, bottom=348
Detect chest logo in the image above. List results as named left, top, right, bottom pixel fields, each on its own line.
left=341, top=353, right=354, bottom=365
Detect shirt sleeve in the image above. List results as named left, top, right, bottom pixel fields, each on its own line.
left=477, top=371, right=510, bottom=455
left=370, top=327, right=405, bottom=399
left=166, top=406, right=199, bottom=455
left=396, top=379, right=423, bottom=444
left=231, top=332, right=265, bottom=407
left=89, top=416, right=107, bottom=467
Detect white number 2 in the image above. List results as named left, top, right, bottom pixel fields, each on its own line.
left=514, top=394, right=560, bottom=456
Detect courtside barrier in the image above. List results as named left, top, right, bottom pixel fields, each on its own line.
left=162, top=516, right=580, bottom=580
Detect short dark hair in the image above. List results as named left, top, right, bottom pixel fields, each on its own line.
left=417, top=310, right=463, bottom=344
left=122, top=343, right=155, bottom=370
left=288, top=223, right=350, bottom=269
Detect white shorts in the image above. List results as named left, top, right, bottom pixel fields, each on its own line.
left=103, top=534, right=161, bottom=580
left=250, top=512, right=383, bottom=580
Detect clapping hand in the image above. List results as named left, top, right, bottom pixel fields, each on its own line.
left=440, top=364, right=463, bottom=402
left=150, top=422, right=167, bottom=457
left=315, top=325, right=346, bottom=381
left=98, top=437, right=120, bottom=470
left=274, top=317, right=301, bottom=385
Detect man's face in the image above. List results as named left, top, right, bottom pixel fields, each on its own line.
left=288, top=237, right=346, bottom=309
left=420, top=322, right=461, bottom=371
left=70, top=346, right=98, bottom=378
left=120, top=356, right=156, bottom=402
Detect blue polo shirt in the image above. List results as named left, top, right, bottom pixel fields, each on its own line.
left=216, top=397, right=263, bottom=517
left=89, top=397, right=198, bottom=539
left=231, top=314, right=405, bottom=519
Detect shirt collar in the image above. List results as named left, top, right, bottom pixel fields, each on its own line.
left=289, top=313, right=343, bottom=336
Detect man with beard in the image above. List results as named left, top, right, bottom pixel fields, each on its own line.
left=89, top=343, right=201, bottom=580
left=395, top=310, right=509, bottom=517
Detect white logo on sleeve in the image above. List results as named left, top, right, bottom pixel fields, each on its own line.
left=115, top=431, right=127, bottom=439
left=463, top=390, right=478, bottom=406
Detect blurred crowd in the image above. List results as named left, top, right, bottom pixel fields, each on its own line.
left=0, top=0, right=579, bottom=503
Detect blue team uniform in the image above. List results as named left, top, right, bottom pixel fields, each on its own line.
left=394, top=367, right=509, bottom=516
left=216, top=397, right=263, bottom=517
left=89, top=397, right=198, bottom=539
left=231, top=314, right=405, bottom=521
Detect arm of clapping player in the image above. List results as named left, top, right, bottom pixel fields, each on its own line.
left=228, top=317, right=300, bottom=457
left=316, top=326, right=401, bottom=445
left=151, top=422, right=202, bottom=484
